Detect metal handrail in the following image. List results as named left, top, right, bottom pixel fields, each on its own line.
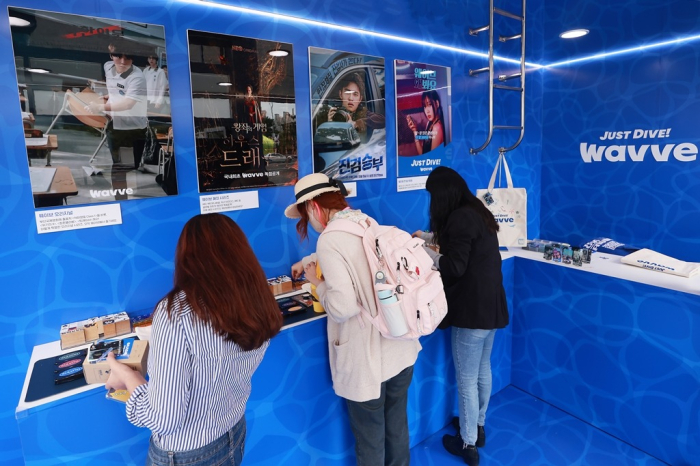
left=469, top=0, right=526, bottom=155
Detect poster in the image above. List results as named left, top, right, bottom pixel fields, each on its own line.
left=9, top=8, right=177, bottom=207
left=188, top=31, right=297, bottom=192
left=309, top=47, right=386, bottom=181
left=395, top=60, right=451, bottom=184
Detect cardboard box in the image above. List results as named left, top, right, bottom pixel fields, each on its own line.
left=83, top=338, right=149, bottom=384
left=83, top=317, right=104, bottom=342
left=102, top=312, right=131, bottom=338
left=267, top=275, right=293, bottom=296
left=60, top=318, right=97, bottom=349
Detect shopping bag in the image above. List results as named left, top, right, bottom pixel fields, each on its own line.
left=476, top=152, right=527, bottom=247
left=621, top=248, right=700, bottom=278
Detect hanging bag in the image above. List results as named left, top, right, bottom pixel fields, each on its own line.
left=476, top=152, right=527, bottom=247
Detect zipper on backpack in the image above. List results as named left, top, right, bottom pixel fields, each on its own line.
left=417, top=310, right=422, bottom=333
left=428, top=302, right=435, bottom=317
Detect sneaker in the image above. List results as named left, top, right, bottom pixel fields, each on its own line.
left=442, top=434, right=480, bottom=465
left=451, top=418, right=486, bottom=448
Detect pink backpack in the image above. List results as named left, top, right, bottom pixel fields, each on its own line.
left=322, top=217, right=448, bottom=340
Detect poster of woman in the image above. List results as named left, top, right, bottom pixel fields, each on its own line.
left=395, top=60, right=452, bottom=185
left=309, top=47, right=386, bottom=181
left=188, top=31, right=297, bottom=192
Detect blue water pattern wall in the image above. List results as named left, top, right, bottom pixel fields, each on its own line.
left=540, top=1, right=700, bottom=261
left=0, top=0, right=542, bottom=464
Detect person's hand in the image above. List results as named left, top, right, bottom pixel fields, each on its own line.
left=303, top=261, right=322, bottom=287
left=411, top=230, right=423, bottom=238
left=291, top=260, right=304, bottom=280
left=327, top=107, right=337, bottom=122
left=86, top=102, right=105, bottom=114
left=406, top=115, right=417, bottom=133
left=104, top=352, right=146, bottom=392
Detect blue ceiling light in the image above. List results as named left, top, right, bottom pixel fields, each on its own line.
left=545, top=33, right=700, bottom=68
left=177, top=0, right=542, bottom=69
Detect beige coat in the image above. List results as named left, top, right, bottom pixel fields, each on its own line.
left=314, top=211, right=421, bottom=402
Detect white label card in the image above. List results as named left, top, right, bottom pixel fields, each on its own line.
left=397, top=176, right=428, bottom=192
left=199, top=191, right=259, bottom=214
left=35, top=204, right=122, bottom=234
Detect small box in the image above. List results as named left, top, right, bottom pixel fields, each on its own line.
left=267, top=275, right=293, bottom=296
left=60, top=318, right=98, bottom=349
left=83, top=338, right=149, bottom=385
left=83, top=317, right=104, bottom=342
left=102, top=312, right=131, bottom=338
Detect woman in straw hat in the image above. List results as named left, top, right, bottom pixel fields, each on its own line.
left=286, top=173, right=421, bottom=466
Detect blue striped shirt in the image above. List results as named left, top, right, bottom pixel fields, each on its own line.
left=126, top=292, right=269, bottom=451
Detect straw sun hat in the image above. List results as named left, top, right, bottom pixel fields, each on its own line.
left=284, top=173, right=348, bottom=218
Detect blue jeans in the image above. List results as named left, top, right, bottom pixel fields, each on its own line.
left=346, top=365, right=414, bottom=466
left=145, top=416, right=246, bottom=466
left=452, top=328, right=497, bottom=446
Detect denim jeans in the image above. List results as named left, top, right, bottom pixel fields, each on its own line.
left=145, top=416, right=246, bottom=466
left=452, top=328, right=497, bottom=446
left=346, top=365, right=414, bottom=466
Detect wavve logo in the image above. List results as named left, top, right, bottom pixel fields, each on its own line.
left=90, top=188, right=133, bottom=198
left=496, top=217, right=514, bottom=223
left=580, top=127, right=697, bottom=163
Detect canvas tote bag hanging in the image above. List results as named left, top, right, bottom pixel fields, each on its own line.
left=476, top=152, right=527, bottom=247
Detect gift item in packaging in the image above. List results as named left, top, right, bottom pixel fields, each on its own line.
left=82, top=338, right=149, bottom=384
left=267, top=275, right=294, bottom=296
left=621, top=249, right=700, bottom=278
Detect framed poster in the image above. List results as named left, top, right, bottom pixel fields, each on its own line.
left=309, top=47, right=386, bottom=181
left=395, top=60, right=452, bottom=187
left=188, top=30, right=298, bottom=192
left=9, top=8, right=177, bottom=207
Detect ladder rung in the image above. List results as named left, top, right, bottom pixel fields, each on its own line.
left=494, top=125, right=523, bottom=130
left=498, top=73, right=522, bottom=81
left=494, top=8, right=523, bottom=21
left=469, top=25, right=490, bottom=36
left=494, top=84, right=523, bottom=92
left=469, top=67, right=490, bottom=76
left=499, top=34, right=522, bottom=42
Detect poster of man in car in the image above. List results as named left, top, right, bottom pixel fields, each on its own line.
left=188, top=31, right=298, bottom=192
left=395, top=60, right=452, bottom=182
left=309, top=47, right=386, bottom=181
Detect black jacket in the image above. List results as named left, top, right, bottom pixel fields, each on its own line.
left=436, top=206, right=509, bottom=330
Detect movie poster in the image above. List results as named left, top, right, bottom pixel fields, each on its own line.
left=395, top=60, right=451, bottom=185
left=188, top=31, right=297, bottom=192
left=309, top=47, right=386, bottom=181
left=9, top=8, right=177, bottom=207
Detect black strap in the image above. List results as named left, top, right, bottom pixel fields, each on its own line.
left=295, top=179, right=347, bottom=200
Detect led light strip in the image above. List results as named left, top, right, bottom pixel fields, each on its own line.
left=545, top=33, right=700, bottom=68
left=177, top=0, right=542, bottom=69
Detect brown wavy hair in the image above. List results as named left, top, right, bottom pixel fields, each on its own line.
left=164, top=213, right=282, bottom=351
left=295, top=191, right=349, bottom=240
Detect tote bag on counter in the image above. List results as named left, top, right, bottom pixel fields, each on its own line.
left=476, top=152, right=527, bottom=247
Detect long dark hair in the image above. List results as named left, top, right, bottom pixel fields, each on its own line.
left=296, top=191, right=349, bottom=240
left=423, top=90, right=445, bottom=145
left=164, top=213, right=282, bottom=351
left=426, top=166, right=499, bottom=246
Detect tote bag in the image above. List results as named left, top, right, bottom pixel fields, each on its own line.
left=476, top=152, right=527, bottom=247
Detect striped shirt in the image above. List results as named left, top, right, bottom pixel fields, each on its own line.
left=126, top=292, right=269, bottom=451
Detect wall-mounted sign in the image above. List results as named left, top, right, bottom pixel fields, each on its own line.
left=188, top=30, right=298, bottom=193
left=309, top=47, right=386, bottom=181
left=9, top=8, right=177, bottom=207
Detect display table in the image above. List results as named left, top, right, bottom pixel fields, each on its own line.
left=19, top=250, right=697, bottom=465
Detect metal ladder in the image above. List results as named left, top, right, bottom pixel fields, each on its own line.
left=468, top=0, right=526, bottom=156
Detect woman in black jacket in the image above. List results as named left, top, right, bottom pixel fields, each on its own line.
left=414, top=167, right=509, bottom=466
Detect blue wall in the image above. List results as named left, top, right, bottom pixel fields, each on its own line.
left=0, top=0, right=542, bottom=463
left=540, top=2, right=700, bottom=260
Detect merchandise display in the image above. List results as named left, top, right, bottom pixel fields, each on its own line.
left=59, top=312, right=131, bottom=349
left=268, top=275, right=294, bottom=296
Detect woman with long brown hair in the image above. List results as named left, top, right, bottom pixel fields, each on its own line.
left=286, top=173, right=421, bottom=466
left=106, top=213, right=282, bottom=466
